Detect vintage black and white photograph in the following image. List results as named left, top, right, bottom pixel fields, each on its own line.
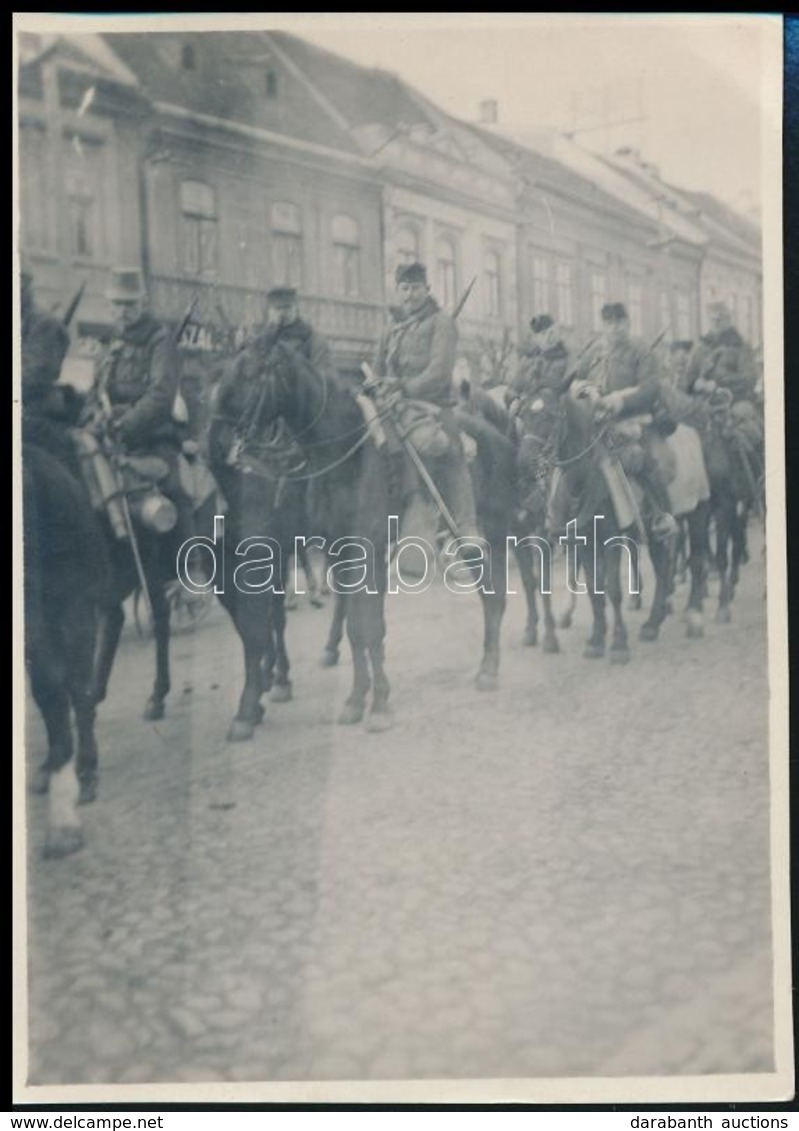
left=13, top=11, right=791, bottom=1104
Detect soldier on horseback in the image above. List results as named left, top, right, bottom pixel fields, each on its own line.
left=682, top=301, right=758, bottom=404
left=510, top=313, right=571, bottom=399
left=86, top=267, right=196, bottom=553
left=571, top=302, right=677, bottom=540
left=371, top=261, right=479, bottom=541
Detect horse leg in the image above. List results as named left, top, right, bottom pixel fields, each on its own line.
left=476, top=540, right=507, bottom=691
left=541, top=588, right=560, bottom=654
left=514, top=542, right=540, bottom=647
left=339, top=596, right=370, bottom=725
left=91, top=603, right=125, bottom=706
left=640, top=536, right=672, bottom=642
left=683, top=501, right=708, bottom=639
left=270, top=594, right=293, bottom=703
left=559, top=549, right=578, bottom=629
left=580, top=540, right=607, bottom=659
left=365, top=596, right=393, bottom=733
left=730, top=501, right=748, bottom=592
left=143, top=581, right=171, bottom=721
left=321, top=591, right=347, bottom=667
left=29, top=649, right=83, bottom=858
left=65, top=601, right=100, bottom=805
left=607, top=541, right=630, bottom=663
left=229, top=637, right=266, bottom=742
left=714, top=495, right=734, bottom=624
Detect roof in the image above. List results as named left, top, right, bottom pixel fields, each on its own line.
left=471, top=124, right=660, bottom=234
left=666, top=185, right=761, bottom=258
left=101, top=31, right=359, bottom=154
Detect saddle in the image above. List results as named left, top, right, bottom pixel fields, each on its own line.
left=71, top=429, right=177, bottom=540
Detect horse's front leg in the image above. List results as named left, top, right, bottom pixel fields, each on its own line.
left=230, top=636, right=267, bottom=742
left=321, top=591, right=347, bottom=667
left=640, top=534, right=672, bottom=642
left=364, top=593, right=392, bottom=733
left=29, top=651, right=83, bottom=858
left=514, top=540, right=540, bottom=647
left=66, top=601, right=100, bottom=805
left=684, top=501, right=709, bottom=639
left=270, top=593, right=293, bottom=703
left=714, top=493, right=734, bottom=624
left=339, top=595, right=371, bottom=725
left=606, top=540, right=631, bottom=663
left=144, top=581, right=171, bottom=721
left=91, top=603, right=125, bottom=706
left=476, top=540, right=507, bottom=691
left=580, top=537, right=607, bottom=659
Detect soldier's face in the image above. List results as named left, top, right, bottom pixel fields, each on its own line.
left=398, top=281, right=429, bottom=315
left=267, top=303, right=298, bottom=327
left=603, top=318, right=629, bottom=347
left=709, top=309, right=731, bottom=334
left=113, top=298, right=145, bottom=330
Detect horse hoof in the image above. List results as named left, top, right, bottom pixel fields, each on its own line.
left=30, top=766, right=50, bottom=795
left=271, top=682, right=293, bottom=704
left=522, top=627, right=538, bottom=647
left=228, top=718, right=255, bottom=742
left=475, top=671, right=499, bottom=692
left=639, top=623, right=660, bottom=642
left=543, top=636, right=560, bottom=655
left=583, top=643, right=605, bottom=660
left=320, top=650, right=339, bottom=668
left=143, top=699, right=165, bottom=721
left=337, top=702, right=365, bottom=725
left=254, top=703, right=266, bottom=724
left=664, top=600, right=674, bottom=616
left=78, top=777, right=97, bottom=806
left=559, top=614, right=573, bottom=630
left=44, top=826, right=84, bottom=859
left=366, top=708, right=394, bottom=733
left=610, top=647, right=631, bottom=665
left=715, top=607, right=732, bottom=625
left=686, top=620, right=705, bottom=639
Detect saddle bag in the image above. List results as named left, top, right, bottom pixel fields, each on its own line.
left=395, top=399, right=450, bottom=459
left=71, top=429, right=177, bottom=538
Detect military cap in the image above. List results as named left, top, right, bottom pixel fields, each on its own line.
left=395, top=261, right=428, bottom=286
left=530, top=313, right=554, bottom=334
left=670, top=339, right=694, bottom=353
left=266, top=286, right=298, bottom=307
left=106, top=266, right=145, bottom=303
left=601, top=302, right=628, bottom=323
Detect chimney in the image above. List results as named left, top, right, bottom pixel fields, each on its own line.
left=478, top=99, right=498, bottom=125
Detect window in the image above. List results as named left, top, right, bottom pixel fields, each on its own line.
left=19, top=124, right=54, bottom=252
left=435, top=236, right=457, bottom=309
left=265, top=70, right=278, bottom=99
left=271, top=201, right=303, bottom=288
left=556, top=262, right=574, bottom=327
left=627, top=280, right=643, bottom=336
left=484, top=249, right=502, bottom=319
left=181, top=43, right=196, bottom=70
left=332, top=213, right=360, bottom=298
left=658, top=290, right=672, bottom=338
left=181, top=180, right=218, bottom=278
left=590, top=270, right=607, bottom=332
left=676, top=292, right=691, bottom=340
left=531, top=254, right=550, bottom=315
left=395, top=224, right=420, bottom=267
left=63, top=135, right=107, bottom=261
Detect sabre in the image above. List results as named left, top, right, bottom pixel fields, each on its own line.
left=62, top=281, right=86, bottom=329
left=360, top=362, right=461, bottom=540
left=452, top=275, right=477, bottom=323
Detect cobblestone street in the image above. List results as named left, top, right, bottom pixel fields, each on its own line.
left=24, top=531, right=775, bottom=1087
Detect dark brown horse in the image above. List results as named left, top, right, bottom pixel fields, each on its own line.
left=23, top=437, right=109, bottom=854
left=217, top=341, right=520, bottom=730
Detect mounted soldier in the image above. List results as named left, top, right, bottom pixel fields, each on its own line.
left=570, top=301, right=677, bottom=539
left=371, top=261, right=479, bottom=541
left=85, top=267, right=196, bottom=553
left=682, top=301, right=758, bottom=404
left=510, top=313, right=571, bottom=400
